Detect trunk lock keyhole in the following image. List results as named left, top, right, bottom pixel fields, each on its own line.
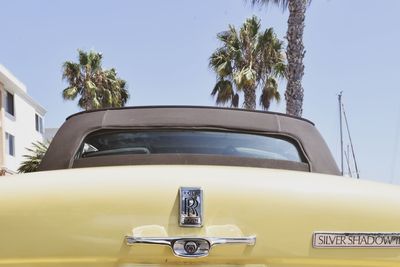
left=184, top=241, right=198, bottom=254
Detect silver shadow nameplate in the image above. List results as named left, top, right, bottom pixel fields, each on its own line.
left=313, top=232, right=400, bottom=248
left=179, top=187, right=203, bottom=227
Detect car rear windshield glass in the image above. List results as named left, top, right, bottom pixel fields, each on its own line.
left=78, top=130, right=305, bottom=163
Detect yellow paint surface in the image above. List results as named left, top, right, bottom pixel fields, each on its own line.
left=0, top=165, right=399, bottom=266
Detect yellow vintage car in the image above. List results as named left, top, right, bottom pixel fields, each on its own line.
left=1, top=106, right=400, bottom=267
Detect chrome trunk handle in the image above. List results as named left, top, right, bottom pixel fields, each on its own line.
left=126, top=235, right=256, bottom=258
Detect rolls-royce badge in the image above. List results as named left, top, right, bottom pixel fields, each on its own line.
left=179, top=187, right=203, bottom=227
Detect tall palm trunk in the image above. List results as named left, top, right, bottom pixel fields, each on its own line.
left=285, top=0, right=306, bottom=117
left=243, top=86, right=257, bottom=110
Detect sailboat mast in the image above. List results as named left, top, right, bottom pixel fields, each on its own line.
left=342, top=103, right=360, bottom=179
left=338, top=92, right=344, bottom=176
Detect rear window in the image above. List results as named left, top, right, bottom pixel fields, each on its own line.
left=78, top=130, right=305, bottom=163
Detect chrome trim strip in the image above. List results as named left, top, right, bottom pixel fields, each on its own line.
left=208, top=236, right=256, bottom=246
left=126, top=236, right=173, bottom=246
left=126, top=235, right=256, bottom=258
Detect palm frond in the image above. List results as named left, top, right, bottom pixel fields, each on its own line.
left=62, top=86, right=79, bottom=100
left=260, top=77, right=280, bottom=110
left=78, top=97, right=87, bottom=109
left=242, top=16, right=261, bottom=41
left=211, top=79, right=235, bottom=106
left=91, top=96, right=101, bottom=109
left=273, top=62, right=286, bottom=79
left=234, top=67, right=256, bottom=89
left=88, top=51, right=103, bottom=71
left=62, top=61, right=80, bottom=82
left=78, top=49, right=89, bottom=65
left=209, top=48, right=230, bottom=68
left=18, top=141, right=49, bottom=173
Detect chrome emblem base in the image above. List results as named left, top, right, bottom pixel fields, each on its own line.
left=179, top=187, right=203, bottom=227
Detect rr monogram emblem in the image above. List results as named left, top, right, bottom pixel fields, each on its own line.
left=185, top=197, right=198, bottom=216
left=179, top=187, right=203, bottom=227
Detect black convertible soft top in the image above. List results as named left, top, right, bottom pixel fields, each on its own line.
left=39, top=106, right=339, bottom=175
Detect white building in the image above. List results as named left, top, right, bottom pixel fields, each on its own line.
left=44, top=127, right=59, bottom=142
left=0, top=65, right=46, bottom=174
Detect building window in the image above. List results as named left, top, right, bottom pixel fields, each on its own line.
left=5, top=91, right=15, bottom=116
left=35, top=114, right=43, bottom=133
left=5, top=132, right=15, bottom=156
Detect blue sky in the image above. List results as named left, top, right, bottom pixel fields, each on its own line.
left=1, top=0, right=399, bottom=183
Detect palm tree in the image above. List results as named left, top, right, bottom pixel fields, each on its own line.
left=250, top=0, right=308, bottom=117
left=62, top=50, right=129, bottom=110
left=18, top=141, right=49, bottom=173
left=209, top=16, right=286, bottom=110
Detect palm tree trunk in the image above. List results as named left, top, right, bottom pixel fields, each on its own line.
left=243, top=86, right=257, bottom=110
left=285, top=0, right=306, bottom=117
